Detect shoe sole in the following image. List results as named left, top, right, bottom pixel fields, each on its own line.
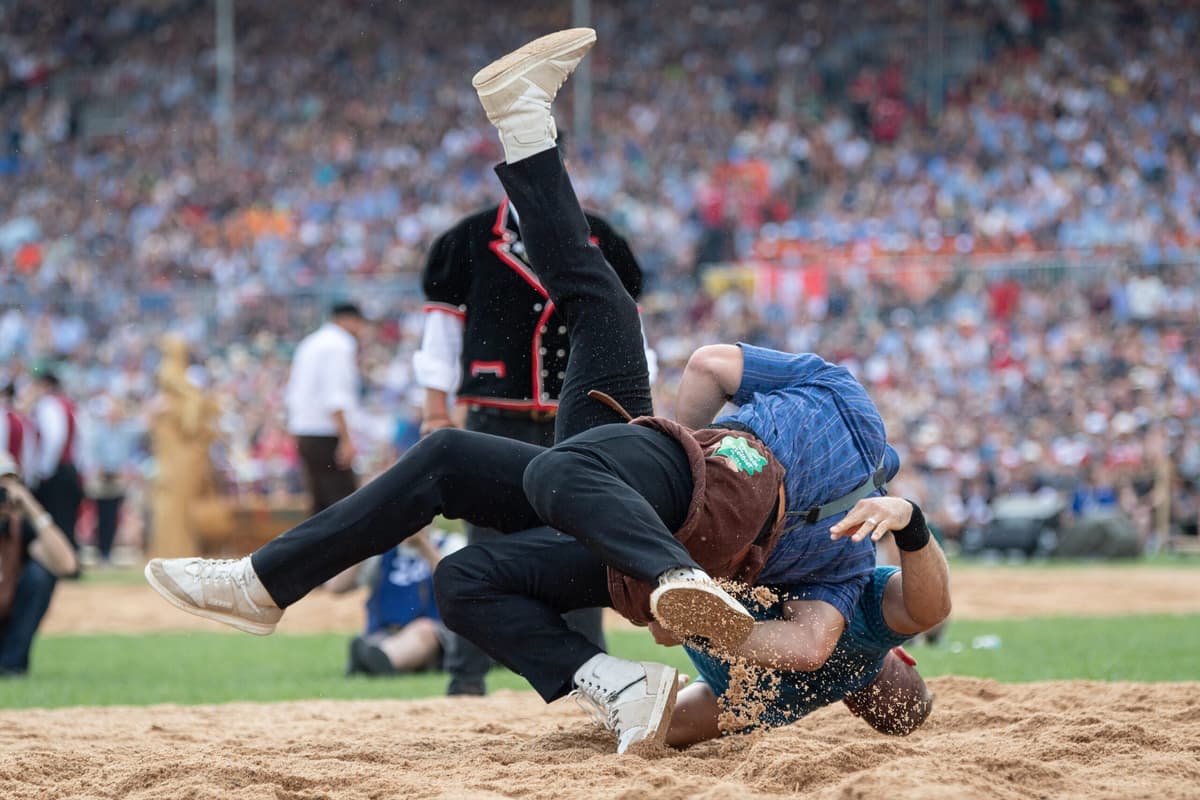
left=144, top=562, right=277, bottom=636
left=471, top=27, right=597, bottom=95
left=643, top=665, right=680, bottom=750
left=617, top=664, right=679, bottom=754
left=649, top=583, right=755, bottom=652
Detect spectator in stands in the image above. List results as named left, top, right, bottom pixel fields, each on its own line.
left=0, top=0, right=1198, bottom=557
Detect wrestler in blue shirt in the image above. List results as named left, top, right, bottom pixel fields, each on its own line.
left=657, top=497, right=950, bottom=747
left=715, top=344, right=902, bottom=621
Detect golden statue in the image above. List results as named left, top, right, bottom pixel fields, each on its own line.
left=149, top=335, right=233, bottom=557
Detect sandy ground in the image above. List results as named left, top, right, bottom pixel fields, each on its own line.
left=41, top=565, right=1200, bottom=635
left=2, top=679, right=1198, bottom=799
left=16, top=566, right=1198, bottom=799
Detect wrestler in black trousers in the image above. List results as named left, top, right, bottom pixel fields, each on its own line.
left=250, top=148, right=699, bottom=700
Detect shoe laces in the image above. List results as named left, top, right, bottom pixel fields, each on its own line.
left=570, top=673, right=640, bottom=733
left=185, top=559, right=246, bottom=585
left=571, top=688, right=616, bottom=731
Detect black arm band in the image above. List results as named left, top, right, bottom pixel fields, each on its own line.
left=893, top=502, right=931, bottom=552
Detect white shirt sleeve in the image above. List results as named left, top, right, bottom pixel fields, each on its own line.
left=35, top=397, right=67, bottom=479
left=640, top=317, right=659, bottom=385
left=412, top=309, right=464, bottom=394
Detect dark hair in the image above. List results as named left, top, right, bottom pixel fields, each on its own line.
left=330, top=302, right=366, bottom=320
left=34, top=370, right=60, bottom=389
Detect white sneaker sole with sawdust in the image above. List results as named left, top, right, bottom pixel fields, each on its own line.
left=472, top=28, right=597, bottom=118
left=650, top=580, right=755, bottom=652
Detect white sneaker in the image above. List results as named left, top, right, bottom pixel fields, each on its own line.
left=144, top=557, right=282, bottom=635
left=472, top=27, right=597, bottom=163
left=650, top=568, right=755, bottom=651
left=572, top=655, right=679, bottom=754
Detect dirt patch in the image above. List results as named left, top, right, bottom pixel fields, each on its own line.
left=1, top=678, right=1196, bottom=799
left=41, top=565, right=1200, bottom=636
left=946, top=565, right=1200, bottom=620
left=42, top=582, right=365, bottom=635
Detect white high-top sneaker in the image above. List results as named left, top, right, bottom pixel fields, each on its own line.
left=144, top=556, right=283, bottom=635
left=571, top=655, right=679, bottom=754
left=650, top=567, right=756, bottom=651
left=471, top=27, right=597, bottom=163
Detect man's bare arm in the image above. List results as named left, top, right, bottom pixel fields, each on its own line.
left=6, top=478, right=78, bottom=577
left=729, top=599, right=845, bottom=672
left=675, top=344, right=744, bottom=429
left=831, top=496, right=951, bottom=635
left=421, top=389, right=456, bottom=435
left=331, top=409, right=356, bottom=468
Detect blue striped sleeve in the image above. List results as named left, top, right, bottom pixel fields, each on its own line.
left=731, top=343, right=829, bottom=406
left=778, top=572, right=870, bottom=625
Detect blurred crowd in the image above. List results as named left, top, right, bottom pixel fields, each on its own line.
left=1, top=0, right=1198, bottom=556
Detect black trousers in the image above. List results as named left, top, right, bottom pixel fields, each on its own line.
left=444, top=408, right=605, bottom=694
left=34, top=464, right=82, bottom=550
left=295, top=436, right=357, bottom=515
left=252, top=149, right=698, bottom=701
left=95, top=496, right=123, bottom=560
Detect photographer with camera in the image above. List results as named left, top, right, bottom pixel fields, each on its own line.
left=0, top=452, right=78, bottom=676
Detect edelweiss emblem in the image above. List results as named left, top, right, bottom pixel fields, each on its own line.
left=713, top=436, right=768, bottom=476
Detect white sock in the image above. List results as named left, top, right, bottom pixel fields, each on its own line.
left=241, top=557, right=281, bottom=609
left=656, top=566, right=712, bottom=585
left=499, top=121, right=558, bottom=164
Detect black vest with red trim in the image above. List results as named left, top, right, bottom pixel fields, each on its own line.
left=421, top=199, right=642, bottom=409
left=58, top=394, right=77, bottom=468
left=2, top=409, right=25, bottom=470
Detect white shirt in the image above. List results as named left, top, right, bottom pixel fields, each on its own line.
left=412, top=309, right=464, bottom=395
left=33, top=394, right=71, bottom=480
left=286, top=322, right=360, bottom=436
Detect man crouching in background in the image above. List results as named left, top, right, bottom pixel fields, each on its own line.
left=0, top=452, right=78, bottom=676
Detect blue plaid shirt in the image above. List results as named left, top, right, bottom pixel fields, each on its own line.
left=714, top=344, right=901, bottom=622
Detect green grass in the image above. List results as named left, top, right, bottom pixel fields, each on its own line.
left=903, top=615, right=1200, bottom=682
left=3, top=615, right=1196, bottom=709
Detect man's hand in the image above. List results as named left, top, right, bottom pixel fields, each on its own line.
left=335, top=438, right=357, bottom=469
left=830, top=496, right=914, bottom=543
left=419, top=416, right=455, bottom=437
left=0, top=476, right=38, bottom=514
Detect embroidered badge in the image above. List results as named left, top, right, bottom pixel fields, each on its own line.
left=714, top=436, right=768, bottom=476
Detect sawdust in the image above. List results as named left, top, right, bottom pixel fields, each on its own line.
left=716, top=655, right=781, bottom=734
left=747, top=585, right=780, bottom=610
left=2, top=679, right=1197, bottom=799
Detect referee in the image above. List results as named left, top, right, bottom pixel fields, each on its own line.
left=286, top=302, right=370, bottom=516
left=414, top=158, right=650, bottom=696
